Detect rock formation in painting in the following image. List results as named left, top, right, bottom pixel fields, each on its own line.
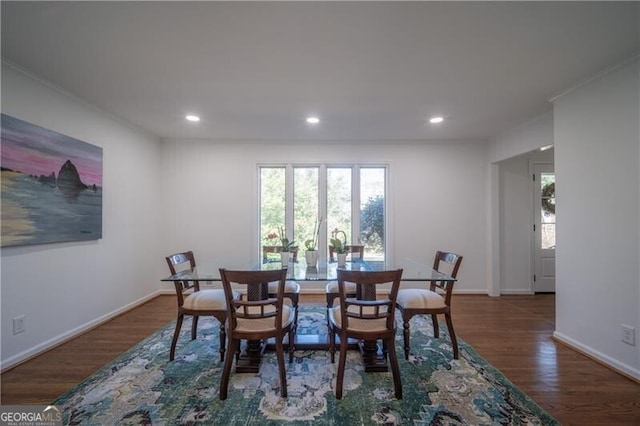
left=57, top=160, right=87, bottom=197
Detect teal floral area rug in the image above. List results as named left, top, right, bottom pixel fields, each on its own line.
left=53, top=306, right=558, bottom=425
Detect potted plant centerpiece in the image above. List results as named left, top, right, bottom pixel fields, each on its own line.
left=330, top=228, right=348, bottom=266
left=278, top=226, right=297, bottom=266
left=304, top=217, right=322, bottom=267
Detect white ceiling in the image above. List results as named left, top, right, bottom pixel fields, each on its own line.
left=2, top=2, right=638, bottom=143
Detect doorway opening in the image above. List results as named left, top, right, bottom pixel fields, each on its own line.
left=532, top=163, right=555, bottom=293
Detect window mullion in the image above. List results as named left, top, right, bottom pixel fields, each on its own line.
left=352, top=166, right=361, bottom=244
left=285, top=165, right=295, bottom=242
left=318, top=165, right=328, bottom=263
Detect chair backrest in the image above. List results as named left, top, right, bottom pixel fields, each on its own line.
left=329, top=245, right=365, bottom=262
left=218, top=268, right=288, bottom=337
left=431, top=251, right=463, bottom=304
left=262, top=245, right=298, bottom=263
left=165, top=251, right=199, bottom=306
left=166, top=251, right=195, bottom=275
left=336, top=269, right=403, bottom=332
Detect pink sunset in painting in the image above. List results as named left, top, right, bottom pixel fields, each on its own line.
left=1, top=115, right=102, bottom=186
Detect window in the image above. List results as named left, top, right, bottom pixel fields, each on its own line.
left=540, top=172, right=555, bottom=250
left=259, top=165, right=387, bottom=261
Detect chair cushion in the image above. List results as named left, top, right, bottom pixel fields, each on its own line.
left=328, top=305, right=391, bottom=333
left=396, top=289, right=446, bottom=309
left=182, top=289, right=240, bottom=310
left=233, top=304, right=295, bottom=333
left=183, top=289, right=227, bottom=310
left=268, top=280, right=301, bottom=294
left=325, top=281, right=357, bottom=294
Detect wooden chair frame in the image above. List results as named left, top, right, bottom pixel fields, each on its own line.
left=396, top=251, right=463, bottom=359
left=218, top=268, right=295, bottom=400
left=328, top=268, right=404, bottom=399
left=165, top=251, right=228, bottom=362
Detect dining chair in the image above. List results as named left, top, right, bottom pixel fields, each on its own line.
left=325, top=244, right=365, bottom=311
left=218, top=268, right=295, bottom=400
left=328, top=268, right=404, bottom=399
left=263, top=246, right=301, bottom=328
left=268, top=279, right=300, bottom=343
left=165, top=251, right=239, bottom=362
left=396, top=251, right=463, bottom=360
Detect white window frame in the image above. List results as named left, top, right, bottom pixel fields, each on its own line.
left=256, top=163, right=389, bottom=264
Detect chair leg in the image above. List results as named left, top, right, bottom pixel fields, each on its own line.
left=444, top=312, right=459, bottom=359
left=292, top=295, right=300, bottom=336
left=170, top=314, right=184, bottom=361
left=335, top=331, right=348, bottom=399
left=328, top=314, right=336, bottom=363
left=431, top=314, right=439, bottom=338
left=218, top=322, right=226, bottom=363
left=402, top=315, right=411, bottom=360
left=288, top=314, right=296, bottom=363
left=387, top=335, right=403, bottom=399
left=325, top=295, right=333, bottom=342
left=382, top=338, right=388, bottom=362
left=289, top=297, right=298, bottom=363
left=275, top=334, right=288, bottom=398
left=219, top=336, right=237, bottom=400
left=191, top=315, right=199, bottom=340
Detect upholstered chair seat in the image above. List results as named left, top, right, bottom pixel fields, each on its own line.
left=233, top=304, right=295, bottom=333
left=182, top=289, right=227, bottom=310
left=269, top=280, right=301, bottom=296
left=328, top=305, right=391, bottom=333
left=325, top=280, right=356, bottom=295
left=396, top=289, right=446, bottom=310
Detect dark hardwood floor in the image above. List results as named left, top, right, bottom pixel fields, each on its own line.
left=2, top=294, right=639, bottom=424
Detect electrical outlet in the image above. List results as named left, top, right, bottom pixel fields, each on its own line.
left=621, top=324, right=635, bottom=346
left=13, top=315, right=26, bottom=335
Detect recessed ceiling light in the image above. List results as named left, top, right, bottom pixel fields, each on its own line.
left=429, top=116, right=444, bottom=124
left=185, top=115, right=200, bottom=122
left=306, top=116, right=320, bottom=124
left=540, top=144, right=554, bottom=151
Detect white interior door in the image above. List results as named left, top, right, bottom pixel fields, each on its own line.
left=533, top=164, right=556, bottom=292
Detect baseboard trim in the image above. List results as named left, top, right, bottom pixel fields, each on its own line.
left=1, top=291, right=167, bottom=373
left=499, top=289, right=535, bottom=295
left=553, top=331, right=640, bottom=383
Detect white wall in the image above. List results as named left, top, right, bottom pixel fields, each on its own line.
left=160, top=140, right=489, bottom=293
left=1, top=63, right=164, bottom=369
left=553, top=59, right=640, bottom=379
left=489, top=112, right=554, bottom=164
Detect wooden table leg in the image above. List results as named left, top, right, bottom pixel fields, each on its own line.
left=234, top=282, right=269, bottom=373
left=357, top=284, right=389, bottom=372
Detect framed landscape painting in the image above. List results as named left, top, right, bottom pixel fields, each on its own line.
left=1, top=114, right=103, bottom=247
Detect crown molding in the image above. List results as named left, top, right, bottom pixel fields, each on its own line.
left=548, top=54, right=640, bottom=103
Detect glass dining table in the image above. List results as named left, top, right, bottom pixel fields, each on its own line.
left=161, top=257, right=456, bottom=372
left=162, top=256, right=454, bottom=283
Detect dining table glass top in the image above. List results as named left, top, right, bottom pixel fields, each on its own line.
left=161, top=257, right=455, bottom=282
